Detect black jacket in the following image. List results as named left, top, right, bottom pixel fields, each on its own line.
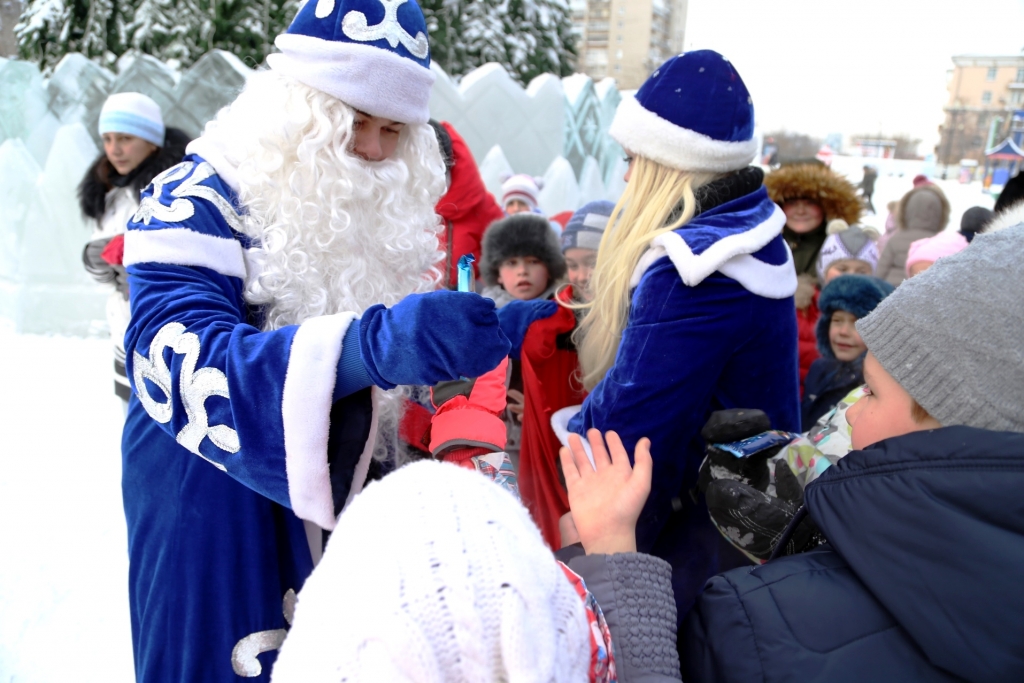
left=682, top=427, right=1024, bottom=683
left=800, top=356, right=862, bottom=429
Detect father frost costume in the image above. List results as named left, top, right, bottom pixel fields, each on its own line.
left=120, top=0, right=509, bottom=680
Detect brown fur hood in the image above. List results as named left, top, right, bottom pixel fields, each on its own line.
left=764, top=163, right=862, bottom=225
left=897, top=184, right=950, bottom=234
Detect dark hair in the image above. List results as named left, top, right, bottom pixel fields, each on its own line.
left=428, top=119, right=455, bottom=175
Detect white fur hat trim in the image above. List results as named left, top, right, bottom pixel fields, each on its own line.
left=609, top=95, right=758, bottom=173
left=268, top=33, right=435, bottom=124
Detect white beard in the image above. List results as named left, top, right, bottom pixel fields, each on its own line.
left=196, top=70, right=447, bottom=464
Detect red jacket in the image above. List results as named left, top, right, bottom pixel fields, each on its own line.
left=518, top=286, right=587, bottom=549
left=796, top=290, right=821, bottom=396
left=435, top=122, right=504, bottom=288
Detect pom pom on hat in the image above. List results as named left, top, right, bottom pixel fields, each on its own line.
left=270, top=461, right=594, bottom=682
left=816, top=221, right=880, bottom=282
left=905, top=230, right=969, bottom=276
left=561, top=200, right=615, bottom=253
left=501, top=174, right=543, bottom=212
left=266, top=0, right=435, bottom=124
left=98, top=92, right=165, bottom=147
left=608, top=50, right=757, bottom=173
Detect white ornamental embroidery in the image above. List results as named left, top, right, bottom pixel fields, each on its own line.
left=341, top=0, right=429, bottom=60
left=133, top=322, right=240, bottom=469
left=133, top=161, right=243, bottom=232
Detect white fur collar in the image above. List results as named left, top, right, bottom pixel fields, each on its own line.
left=985, top=201, right=1024, bottom=235
left=629, top=204, right=796, bottom=299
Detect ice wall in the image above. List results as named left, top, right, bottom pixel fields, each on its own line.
left=1, top=53, right=627, bottom=333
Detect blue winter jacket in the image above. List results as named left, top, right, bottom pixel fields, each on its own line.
left=682, top=426, right=1024, bottom=683
left=570, top=182, right=801, bottom=623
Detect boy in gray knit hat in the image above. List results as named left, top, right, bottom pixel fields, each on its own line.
left=848, top=221, right=1024, bottom=443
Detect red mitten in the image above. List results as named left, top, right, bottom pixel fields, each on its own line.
left=101, top=233, right=125, bottom=266
left=429, top=357, right=508, bottom=460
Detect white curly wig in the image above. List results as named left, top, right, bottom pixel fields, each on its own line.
left=196, top=70, right=447, bottom=463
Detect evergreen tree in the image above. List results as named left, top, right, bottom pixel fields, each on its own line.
left=17, top=0, right=132, bottom=71
left=422, top=0, right=576, bottom=85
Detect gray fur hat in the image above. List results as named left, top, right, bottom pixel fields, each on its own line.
left=857, top=220, right=1024, bottom=432
left=481, top=214, right=566, bottom=287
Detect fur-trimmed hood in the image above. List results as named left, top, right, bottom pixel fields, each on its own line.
left=984, top=200, right=1024, bottom=235
left=481, top=214, right=566, bottom=287
left=897, top=183, right=950, bottom=235
left=764, top=163, right=862, bottom=225
left=78, top=127, right=191, bottom=220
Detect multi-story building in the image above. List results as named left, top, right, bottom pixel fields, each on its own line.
left=937, top=53, right=1024, bottom=165
left=570, top=0, right=688, bottom=90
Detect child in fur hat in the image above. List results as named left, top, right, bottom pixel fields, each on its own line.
left=481, top=214, right=567, bottom=463
left=480, top=213, right=566, bottom=308
left=764, top=162, right=863, bottom=393
left=802, top=275, right=894, bottom=428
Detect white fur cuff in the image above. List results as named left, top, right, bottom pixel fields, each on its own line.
left=268, top=34, right=435, bottom=125
left=124, top=228, right=248, bottom=280
left=609, top=96, right=758, bottom=173
left=282, top=312, right=358, bottom=530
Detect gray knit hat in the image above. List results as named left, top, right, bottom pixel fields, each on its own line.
left=856, top=222, right=1024, bottom=432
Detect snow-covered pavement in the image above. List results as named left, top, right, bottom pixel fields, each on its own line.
left=0, top=324, right=135, bottom=682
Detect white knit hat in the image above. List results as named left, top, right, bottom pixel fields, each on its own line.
left=272, top=461, right=592, bottom=682
left=501, top=173, right=543, bottom=212
left=98, top=92, right=165, bottom=146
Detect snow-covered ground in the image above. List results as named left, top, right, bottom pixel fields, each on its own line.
left=0, top=322, right=135, bottom=682
left=0, top=170, right=998, bottom=683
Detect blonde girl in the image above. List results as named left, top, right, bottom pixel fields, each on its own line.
left=564, top=50, right=801, bottom=620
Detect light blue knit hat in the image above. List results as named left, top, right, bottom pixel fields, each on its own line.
left=98, top=92, right=165, bottom=146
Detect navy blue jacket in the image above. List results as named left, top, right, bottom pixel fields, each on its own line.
left=800, top=356, right=862, bottom=429
left=682, top=426, right=1024, bottom=683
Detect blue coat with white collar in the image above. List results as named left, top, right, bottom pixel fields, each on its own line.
left=121, top=154, right=376, bottom=681
left=569, top=182, right=800, bottom=622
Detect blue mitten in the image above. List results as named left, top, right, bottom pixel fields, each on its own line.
left=359, top=291, right=510, bottom=389
left=496, top=299, right=559, bottom=359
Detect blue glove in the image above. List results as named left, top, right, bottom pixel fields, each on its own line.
left=359, top=291, right=511, bottom=389
left=496, top=299, right=559, bottom=359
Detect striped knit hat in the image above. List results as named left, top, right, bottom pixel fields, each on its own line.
left=98, top=93, right=165, bottom=146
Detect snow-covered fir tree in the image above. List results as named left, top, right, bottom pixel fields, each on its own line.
left=17, top=0, right=132, bottom=71
left=423, top=0, right=577, bottom=84
left=16, top=0, right=304, bottom=73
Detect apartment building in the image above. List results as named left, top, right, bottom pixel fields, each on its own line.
left=571, top=0, right=688, bottom=89
left=937, top=53, right=1024, bottom=165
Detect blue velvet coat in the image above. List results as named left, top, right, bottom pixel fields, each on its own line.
left=569, top=186, right=800, bottom=621
left=122, top=155, right=375, bottom=681
left=682, top=427, right=1024, bottom=683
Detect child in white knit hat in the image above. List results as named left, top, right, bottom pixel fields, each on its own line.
left=272, top=430, right=683, bottom=682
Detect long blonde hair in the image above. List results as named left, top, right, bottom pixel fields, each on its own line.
left=574, top=156, right=720, bottom=390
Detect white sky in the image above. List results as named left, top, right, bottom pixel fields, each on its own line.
left=683, top=0, right=1024, bottom=152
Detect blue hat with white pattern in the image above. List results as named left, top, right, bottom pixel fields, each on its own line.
left=609, top=50, right=757, bottom=173
left=267, top=0, right=435, bottom=124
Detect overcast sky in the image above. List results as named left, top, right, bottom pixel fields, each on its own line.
left=683, top=0, right=1024, bottom=151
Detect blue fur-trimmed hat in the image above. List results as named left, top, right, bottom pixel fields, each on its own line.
left=609, top=50, right=757, bottom=173
left=561, top=200, right=615, bottom=253
left=267, top=0, right=435, bottom=124
left=816, top=275, right=895, bottom=358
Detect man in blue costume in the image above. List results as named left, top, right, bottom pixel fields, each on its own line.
left=121, top=0, right=509, bottom=679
